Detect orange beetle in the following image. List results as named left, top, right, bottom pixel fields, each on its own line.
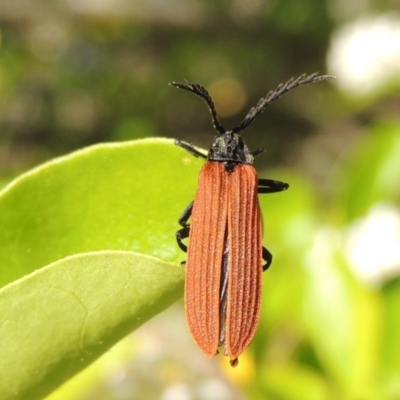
left=173, top=73, right=332, bottom=366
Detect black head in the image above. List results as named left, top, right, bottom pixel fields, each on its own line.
left=208, top=132, right=253, bottom=171
left=171, top=73, right=334, bottom=171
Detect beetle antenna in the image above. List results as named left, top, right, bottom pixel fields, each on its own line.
left=232, top=73, right=335, bottom=134
left=170, top=81, right=226, bottom=134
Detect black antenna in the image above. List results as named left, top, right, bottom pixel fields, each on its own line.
left=232, top=73, right=335, bottom=134
left=170, top=81, right=226, bottom=134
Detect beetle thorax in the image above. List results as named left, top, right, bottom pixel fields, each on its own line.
left=208, top=132, right=254, bottom=171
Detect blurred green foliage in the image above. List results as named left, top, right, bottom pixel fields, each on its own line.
left=1, top=0, right=400, bottom=399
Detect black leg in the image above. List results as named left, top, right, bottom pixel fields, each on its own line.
left=258, top=179, right=284, bottom=271
left=177, top=201, right=194, bottom=253
left=252, top=147, right=264, bottom=157
left=262, top=247, right=272, bottom=271
left=178, top=201, right=194, bottom=227
left=176, top=226, right=190, bottom=253
left=175, top=139, right=207, bottom=159
left=258, top=179, right=289, bottom=193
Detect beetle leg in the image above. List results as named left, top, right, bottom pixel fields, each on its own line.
left=178, top=201, right=194, bottom=227
left=258, top=179, right=289, bottom=193
left=251, top=147, right=264, bottom=157
left=262, top=246, right=272, bottom=271
left=176, top=226, right=190, bottom=252
left=175, top=139, right=207, bottom=159
left=177, top=201, right=194, bottom=253
left=258, top=179, right=285, bottom=271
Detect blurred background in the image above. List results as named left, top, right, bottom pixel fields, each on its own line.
left=1, top=0, right=400, bottom=399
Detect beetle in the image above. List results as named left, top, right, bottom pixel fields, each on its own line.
left=172, top=73, right=332, bottom=366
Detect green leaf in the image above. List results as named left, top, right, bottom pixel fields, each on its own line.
left=0, top=138, right=203, bottom=288
left=0, top=251, right=184, bottom=400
